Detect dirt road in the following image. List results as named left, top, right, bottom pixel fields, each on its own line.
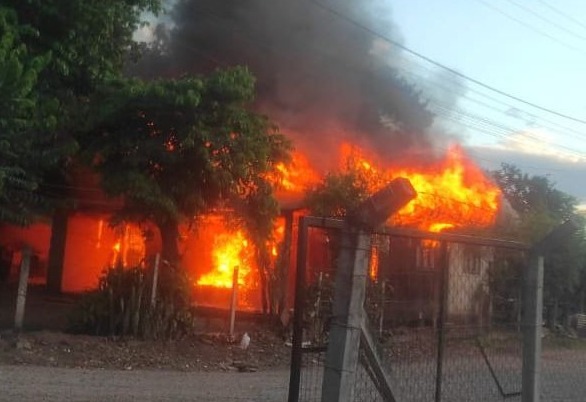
left=0, top=364, right=290, bottom=402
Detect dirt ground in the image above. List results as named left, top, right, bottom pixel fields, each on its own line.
left=0, top=285, right=292, bottom=373
left=0, top=364, right=291, bottom=401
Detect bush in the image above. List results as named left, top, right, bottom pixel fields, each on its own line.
left=68, top=262, right=196, bottom=339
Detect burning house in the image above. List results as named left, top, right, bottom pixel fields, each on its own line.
left=0, top=140, right=506, bottom=321
left=0, top=1, right=513, bottom=324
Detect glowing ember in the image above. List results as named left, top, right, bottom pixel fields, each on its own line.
left=369, top=246, right=379, bottom=280
left=197, top=230, right=253, bottom=288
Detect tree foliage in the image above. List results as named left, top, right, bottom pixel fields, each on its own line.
left=491, top=163, right=586, bottom=323
left=304, top=156, right=374, bottom=218
left=0, top=7, right=52, bottom=224
left=492, top=163, right=576, bottom=242
left=305, top=170, right=369, bottom=218
left=6, top=0, right=162, bottom=97
left=0, top=1, right=162, bottom=225
left=81, top=67, right=291, bottom=262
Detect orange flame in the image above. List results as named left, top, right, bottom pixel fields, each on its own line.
left=270, top=151, right=320, bottom=195
left=341, top=143, right=500, bottom=231
left=268, top=217, right=286, bottom=259
left=191, top=140, right=500, bottom=305
left=197, top=230, right=253, bottom=288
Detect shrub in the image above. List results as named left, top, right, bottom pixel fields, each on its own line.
left=68, top=262, right=196, bottom=339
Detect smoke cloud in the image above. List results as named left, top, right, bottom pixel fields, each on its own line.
left=131, top=0, right=457, bottom=169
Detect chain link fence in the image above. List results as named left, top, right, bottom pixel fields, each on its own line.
left=288, top=217, right=586, bottom=402
left=360, top=236, right=525, bottom=402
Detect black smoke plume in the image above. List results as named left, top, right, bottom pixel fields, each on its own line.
left=131, top=0, right=438, bottom=167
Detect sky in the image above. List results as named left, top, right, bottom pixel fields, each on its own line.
left=389, top=0, right=586, bottom=207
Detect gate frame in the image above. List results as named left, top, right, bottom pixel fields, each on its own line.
left=287, top=216, right=534, bottom=402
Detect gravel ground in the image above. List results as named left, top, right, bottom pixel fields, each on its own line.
left=0, top=364, right=291, bottom=402
left=3, top=349, right=586, bottom=401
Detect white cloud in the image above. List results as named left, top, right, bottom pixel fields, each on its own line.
left=486, top=129, right=586, bottom=163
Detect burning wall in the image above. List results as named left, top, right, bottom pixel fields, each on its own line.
left=0, top=222, right=51, bottom=284
left=61, top=214, right=146, bottom=292
left=0, top=214, right=147, bottom=292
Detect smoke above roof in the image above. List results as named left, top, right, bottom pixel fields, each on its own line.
left=130, top=0, right=466, bottom=167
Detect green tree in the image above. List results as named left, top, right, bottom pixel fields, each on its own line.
left=492, top=163, right=576, bottom=242
left=6, top=0, right=162, bottom=97
left=305, top=170, right=370, bottom=218
left=492, top=164, right=586, bottom=326
left=0, top=7, right=53, bottom=224
left=81, top=67, right=291, bottom=267
left=0, top=1, right=162, bottom=225
left=304, top=150, right=381, bottom=218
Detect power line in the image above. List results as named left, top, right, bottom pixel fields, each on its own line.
left=536, top=0, right=586, bottom=33
left=307, top=0, right=586, bottom=125
left=166, top=3, right=586, bottom=166
left=473, top=0, right=586, bottom=55
left=430, top=105, right=586, bottom=162
left=503, top=0, right=586, bottom=43
left=396, top=65, right=586, bottom=146
left=187, top=2, right=586, bottom=149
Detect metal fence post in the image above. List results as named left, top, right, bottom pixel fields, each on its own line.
left=321, top=227, right=370, bottom=402
left=434, top=241, right=450, bottom=402
left=288, top=216, right=310, bottom=402
left=522, top=252, right=544, bottom=402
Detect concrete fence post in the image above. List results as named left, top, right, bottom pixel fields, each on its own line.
left=522, top=252, right=544, bottom=402
left=14, top=246, right=32, bottom=332
left=321, top=228, right=370, bottom=402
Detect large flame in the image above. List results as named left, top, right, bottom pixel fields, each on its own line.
left=270, top=151, right=321, bottom=196
left=340, top=143, right=501, bottom=231
left=197, top=230, right=253, bottom=288
left=192, top=140, right=501, bottom=305
left=193, top=216, right=286, bottom=311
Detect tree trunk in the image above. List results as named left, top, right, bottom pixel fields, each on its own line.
left=158, top=220, right=180, bottom=265
left=47, top=209, right=69, bottom=294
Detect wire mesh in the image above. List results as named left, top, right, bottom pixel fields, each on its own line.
left=299, top=348, right=327, bottom=402
left=289, top=222, right=533, bottom=402
left=353, top=348, right=387, bottom=402
left=362, top=236, right=525, bottom=402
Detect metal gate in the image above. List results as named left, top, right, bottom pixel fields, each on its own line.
left=288, top=216, right=528, bottom=402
